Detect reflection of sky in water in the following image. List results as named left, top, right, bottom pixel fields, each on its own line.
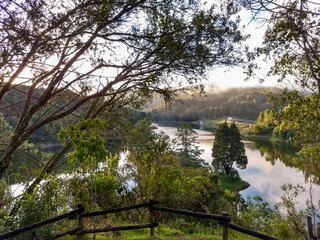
left=154, top=123, right=320, bottom=211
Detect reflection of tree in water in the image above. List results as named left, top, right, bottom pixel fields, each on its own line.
left=294, top=145, right=320, bottom=185
left=251, top=140, right=320, bottom=184
left=249, top=140, right=297, bottom=166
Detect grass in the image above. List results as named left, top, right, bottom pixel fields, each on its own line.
left=219, top=174, right=250, bottom=191
left=60, top=223, right=261, bottom=240
left=201, top=118, right=254, bottom=136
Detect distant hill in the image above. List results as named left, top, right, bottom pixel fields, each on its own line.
left=0, top=85, right=79, bottom=143
left=144, top=86, right=281, bottom=122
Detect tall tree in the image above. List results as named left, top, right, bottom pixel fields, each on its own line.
left=173, top=122, right=205, bottom=167
left=212, top=122, right=232, bottom=174
left=0, top=0, right=247, bottom=180
left=125, top=117, right=157, bottom=153
left=241, top=0, right=320, bottom=183
left=229, top=122, right=247, bottom=170
left=242, top=0, right=320, bottom=94
left=212, top=122, right=247, bottom=174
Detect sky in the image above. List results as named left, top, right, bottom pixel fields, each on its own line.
left=203, top=3, right=285, bottom=90
left=8, top=1, right=285, bottom=91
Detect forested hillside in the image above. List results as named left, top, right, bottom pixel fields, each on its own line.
left=0, top=85, right=83, bottom=143
left=145, top=86, right=279, bottom=122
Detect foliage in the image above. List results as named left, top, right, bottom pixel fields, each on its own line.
left=1, top=117, right=313, bottom=239
left=276, top=184, right=308, bottom=236
left=12, top=176, right=68, bottom=239
left=0, top=179, right=10, bottom=221
left=236, top=183, right=319, bottom=239
left=242, top=2, right=320, bottom=224
left=67, top=168, right=120, bottom=211
left=249, top=109, right=279, bottom=135
left=0, top=113, right=11, bottom=144
left=229, top=123, right=247, bottom=169
left=242, top=0, right=320, bottom=91
left=126, top=125, right=226, bottom=214
left=58, top=118, right=121, bottom=211
left=172, top=122, right=205, bottom=168
left=0, top=0, right=247, bottom=182
left=249, top=106, right=298, bottom=143
left=59, top=119, right=108, bottom=168
left=128, top=138, right=183, bottom=207
left=268, top=92, right=320, bottom=184
left=275, top=93, right=320, bottom=144
left=124, top=117, right=158, bottom=153
left=237, top=195, right=302, bottom=240
left=180, top=168, right=224, bottom=214
left=212, top=122, right=247, bottom=175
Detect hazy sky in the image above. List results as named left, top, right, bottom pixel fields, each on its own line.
left=204, top=5, right=284, bottom=90
left=11, top=1, right=285, bottom=90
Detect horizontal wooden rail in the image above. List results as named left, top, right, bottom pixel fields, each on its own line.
left=74, top=223, right=159, bottom=235
left=0, top=200, right=281, bottom=240
left=72, top=201, right=160, bottom=219
left=219, top=221, right=280, bottom=240
left=153, top=206, right=231, bottom=222
left=0, top=206, right=84, bottom=239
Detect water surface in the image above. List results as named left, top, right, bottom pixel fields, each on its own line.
left=153, top=122, right=320, bottom=210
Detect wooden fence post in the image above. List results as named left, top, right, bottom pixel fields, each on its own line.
left=149, top=199, right=155, bottom=238
left=76, top=204, right=85, bottom=240
left=221, top=212, right=229, bottom=240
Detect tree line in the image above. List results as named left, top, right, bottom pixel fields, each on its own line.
left=147, top=87, right=276, bottom=122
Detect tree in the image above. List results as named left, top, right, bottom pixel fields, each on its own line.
left=173, top=122, right=205, bottom=168
left=241, top=0, right=320, bottom=185
left=0, top=0, right=247, bottom=185
left=212, top=122, right=247, bottom=174
left=241, top=0, right=320, bottom=140
left=128, top=137, right=183, bottom=206
left=127, top=135, right=224, bottom=212
left=229, top=122, right=247, bottom=170
left=124, top=117, right=157, bottom=153
left=249, top=109, right=279, bottom=135
left=242, top=0, right=320, bottom=94
left=212, top=122, right=232, bottom=174
left=0, top=113, right=11, bottom=144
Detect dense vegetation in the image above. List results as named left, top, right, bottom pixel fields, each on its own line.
left=0, top=0, right=319, bottom=239
left=248, top=108, right=296, bottom=143
left=0, top=115, right=310, bottom=239
left=0, top=85, right=78, bottom=143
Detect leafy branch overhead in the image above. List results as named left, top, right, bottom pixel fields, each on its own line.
left=242, top=0, right=320, bottom=187
left=0, top=0, right=247, bottom=178
left=242, top=0, right=320, bottom=94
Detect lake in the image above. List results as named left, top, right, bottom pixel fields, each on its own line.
left=153, top=122, right=320, bottom=211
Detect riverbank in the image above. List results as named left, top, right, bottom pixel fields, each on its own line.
left=196, top=118, right=254, bottom=135
left=218, top=175, right=250, bottom=192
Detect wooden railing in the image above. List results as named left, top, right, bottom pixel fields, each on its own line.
left=0, top=205, right=84, bottom=240
left=152, top=206, right=280, bottom=240
left=0, top=201, right=159, bottom=240
left=1, top=200, right=301, bottom=240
